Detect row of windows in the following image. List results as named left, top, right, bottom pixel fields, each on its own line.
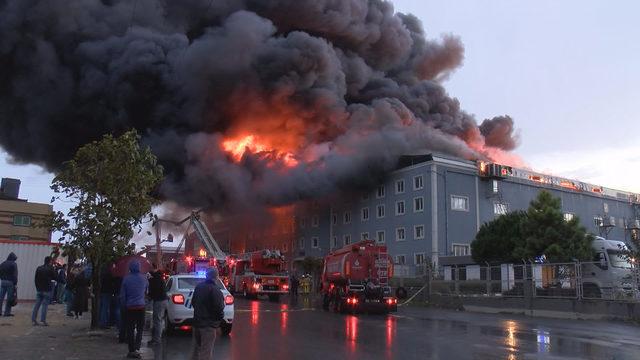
left=299, top=237, right=320, bottom=249
left=324, top=225, right=427, bottom=249
left=362, top=175, right=425, bottom=201
left=395, top=253, right=426, bottom=265
left=495, top=206, right=629, bottom=230
left=299, top=215, right=320, bottom=228
left=332, top=198, right=424, bottom=225
left=394, top=245, right=471, bottom=265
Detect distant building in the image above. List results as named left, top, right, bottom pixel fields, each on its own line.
left=295, top=154, right=640, bottom=271
left=0, top=178, right=53, bottom=242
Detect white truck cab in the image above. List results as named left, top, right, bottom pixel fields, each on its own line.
left=581, top=237, right=637, bottom=298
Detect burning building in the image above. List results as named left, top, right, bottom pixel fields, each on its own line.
left=0, top=0, right=519, bottom=214
left=295, top=154, right=640, bottom=272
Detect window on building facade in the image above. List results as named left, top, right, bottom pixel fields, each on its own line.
left=300, top=218, right=306, bottom=229
left=332, top=213, right=337, bottom=225
left=362, top=192, right=370, bottom=201
left=414, top=225, right=425, bottom=239
left=396, top=227, right=406, bottom=241
left=377, top=204, right=385, bottom=218
left=344, top=211, right=351, bottom=224
left=451, top=195, right=469, bottom=211
left=283, top=243, right=288, bottom=252
left=312, top=237, right=319, bottom=248
left=9, top=235, right=29, bottom=241
left=610, top=216, right=616, bottom=227
left=376, top=231, right=385, bottom=243
left=344, top=234, right=351, bottom=245
left=452, top=244, right=470, bottom=256
left=396, top=201, right=405, bottom=215
left=414, top=197, right=424, bottom=212
left=414, top=175, right=424, bottom=190
left=632, top=229, right=639, bottom=241
left=361, top=207, right=369, bottom=221
left=376, top=185, right=385, bottom=198
left=564, top=213, right=574, bottom=222
left=299, top=237, right=305, bottom=249
left=332, top=236, right=338, bottom=248
left=395, top=179, right=405, bottom=194
left=494, top=202, right=508, bottom=215
left=361, top=232, right=369, bottom=240
left=395, top=255, right=406, bottom=265
left=13, top=215, right=32, bottom=227
left=311, top=215, right=319, bottom=227
left=414, top=253, right=425, bottom=265
left=594, top=216, right=603, bottom=227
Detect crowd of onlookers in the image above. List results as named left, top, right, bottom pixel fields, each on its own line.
left=0, top=252, right=226, bottom=359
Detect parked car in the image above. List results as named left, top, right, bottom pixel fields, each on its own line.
left=164, top=273, right=235, bottom=335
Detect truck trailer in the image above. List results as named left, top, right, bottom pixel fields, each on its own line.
left=321, top=240, right=397, bottom=314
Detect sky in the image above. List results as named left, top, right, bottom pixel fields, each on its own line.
left=1, top=0, right=639, bottom=228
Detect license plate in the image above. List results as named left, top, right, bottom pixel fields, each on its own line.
left=267, top=280, right=275, bottom=284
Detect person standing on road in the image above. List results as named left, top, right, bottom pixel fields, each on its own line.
left=71, top=267, right=90, bottom=318
left=0, top=252, right=18, bottom=317
left=148, top=268, right=168, bottom=346
left=55, top=264, right=67, bottom=304
left=120, top=260, right=149, bottom=359
left=32, top=256, right=56, bottom=326
left=191, top=267, right=225, bottom=360
left=99, top=264, right=115, bottom=328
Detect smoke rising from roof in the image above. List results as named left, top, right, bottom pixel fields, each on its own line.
left=0, top=0, right=518, bottom=210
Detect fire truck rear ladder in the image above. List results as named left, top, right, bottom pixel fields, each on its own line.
left=377, top=247, right=389, bottom=287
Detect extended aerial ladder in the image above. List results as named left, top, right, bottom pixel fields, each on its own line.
left=172, top=211, right=227, bottom=261
left=145, top=210, right=227, bottom=271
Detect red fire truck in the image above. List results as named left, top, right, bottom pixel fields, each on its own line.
left=321, top=240, right=397, bottom=314
left=227, top=250, right=289, bottom=301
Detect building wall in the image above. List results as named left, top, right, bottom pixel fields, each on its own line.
left=0, top=199, right=53, bottom=242
left=295, top=154, right=640, bottom=266
left=0, top=240, right=57, bottom=300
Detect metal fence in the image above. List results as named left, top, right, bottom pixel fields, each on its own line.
left=397, top=261, right=640, bottom=302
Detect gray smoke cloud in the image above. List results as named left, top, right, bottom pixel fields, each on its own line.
left=0, top=0, right=518, bottom=210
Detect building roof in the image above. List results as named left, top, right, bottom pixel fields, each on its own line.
left=394, top=152, right=640, bottom=204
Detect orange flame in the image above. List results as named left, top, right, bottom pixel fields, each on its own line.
left=222, top=135, right=298, bottom=167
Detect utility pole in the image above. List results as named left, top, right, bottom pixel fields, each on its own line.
left=154, top=219, right=162, bottom=270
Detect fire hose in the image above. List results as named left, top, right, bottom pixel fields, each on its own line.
left=397, top=283, right=428, bottom=306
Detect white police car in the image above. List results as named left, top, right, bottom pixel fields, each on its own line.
left=165, top=273, right=234, bottom=335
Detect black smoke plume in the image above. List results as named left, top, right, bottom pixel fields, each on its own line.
left=0, top=0, right=518, bottom=210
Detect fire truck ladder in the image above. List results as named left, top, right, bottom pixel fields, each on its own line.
left=191, top=213, right=227, bottom=260
left=376, top=247, right=389, bottom=287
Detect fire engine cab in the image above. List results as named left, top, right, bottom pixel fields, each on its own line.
left=227, top=250, right=290, bottom=302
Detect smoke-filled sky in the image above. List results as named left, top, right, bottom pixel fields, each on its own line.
left=2, top=0, right=639, bottom=214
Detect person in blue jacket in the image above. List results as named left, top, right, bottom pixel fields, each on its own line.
left=120, top=260, right=148, bottom=359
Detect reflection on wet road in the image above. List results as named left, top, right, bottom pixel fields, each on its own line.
left=149, top=296, right=640, bottom=360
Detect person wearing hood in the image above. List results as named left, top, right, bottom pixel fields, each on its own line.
left=147, top=266, right=168, bottom=346
left=0, top=252, right=18, bottom=316
left=190, top=267, right=225, bottom=360
left=120, top=260, right=148, bottom=359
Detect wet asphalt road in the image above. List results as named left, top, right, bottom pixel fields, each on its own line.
left=149, top=296, right=640, bottom=360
